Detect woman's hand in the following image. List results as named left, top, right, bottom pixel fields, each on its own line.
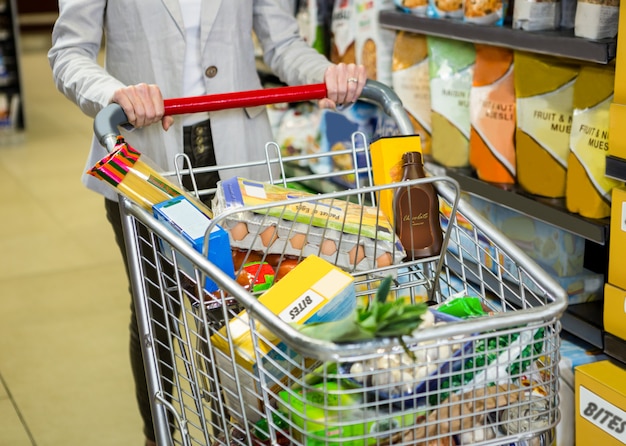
left=319, top=63, right=367, bottom=110
left=110, top=83, right=174, bottom=130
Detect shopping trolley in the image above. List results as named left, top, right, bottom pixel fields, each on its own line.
left=94, top=80, right=568, bottom=446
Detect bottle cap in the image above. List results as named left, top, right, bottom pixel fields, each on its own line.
left=402, top=151, right=423, bottom=165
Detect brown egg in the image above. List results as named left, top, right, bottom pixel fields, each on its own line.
left=376, top=252, right=393, bottom=268
left=348, top=245, right=365, bottom=266
left=260, top=225, right=278, bottom=247
left=230, top=221, right=249, bottom=241
left=320, top=239, right=337, bottom=256
left=290, top=233, right=307, bottom=250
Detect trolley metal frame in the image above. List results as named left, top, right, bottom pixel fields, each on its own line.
left=94, top=81, right=568, bottom=446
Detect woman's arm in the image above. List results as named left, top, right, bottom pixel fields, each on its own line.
left=48, top=0, right=125, bottom=118
left=253, top=0, right=366, bottom=108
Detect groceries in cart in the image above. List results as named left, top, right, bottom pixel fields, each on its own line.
left=211, top=176, right=407, bottom=273
left=153, top=195, right=235, bottom=293
left=87, top=137, right=213, bottom=218
left=210, top=255, right=358, bottom=425
left=249, top=288, right=555, bottom=446
left=89, top=82, right=564, bottom=446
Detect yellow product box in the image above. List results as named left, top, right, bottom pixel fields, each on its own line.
left=609, top=102, right=626, bottom=160
left=370, top=134, right=423, bottom=225
left=603, top=283, right=626, bottom=342
left=576, top=360, right=626, bottom=445
left=614, top=3, right=626, bottom=104
left=210, top=255, right=356, bottom=424
left=609, top=186, right=626, bottom=290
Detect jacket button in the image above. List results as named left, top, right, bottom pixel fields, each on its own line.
left=205, top=66, right=218, bottom=78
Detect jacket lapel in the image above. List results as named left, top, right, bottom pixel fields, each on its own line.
left=200, top=0, right=223, bottom=53
left=161, top=0, right=185, bottom=36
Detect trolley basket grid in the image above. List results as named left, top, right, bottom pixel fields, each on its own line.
left=96, top=81, right=567, bottom=446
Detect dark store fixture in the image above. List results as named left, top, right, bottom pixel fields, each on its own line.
left=605, top=155, right=626, bottom=182
left=0, top=0, right=24, bottom=137
left=379, top=11, right=617, bottom=64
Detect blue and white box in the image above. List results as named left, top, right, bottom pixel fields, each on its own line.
left=153, top=196, right=235, bottom=292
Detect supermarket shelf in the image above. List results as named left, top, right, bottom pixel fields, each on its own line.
left=561, top=301, right=604, bottom=349
left=379, top=11, right=617, bottom=64
left=605, top=155, right=626, bottom=182
left=604, top=333, right=626, bottom=366
left=426, top=164, right=610, bottom=245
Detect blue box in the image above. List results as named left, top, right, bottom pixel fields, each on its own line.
left=153, top=196, right=235, bottom=292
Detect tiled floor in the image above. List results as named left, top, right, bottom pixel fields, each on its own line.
left=0, top=34, right=143, bottom=445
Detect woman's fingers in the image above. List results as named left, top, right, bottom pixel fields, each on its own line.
left=111, top=83, right=165, bottom=128
left=322, top=63, right=368, bottom=109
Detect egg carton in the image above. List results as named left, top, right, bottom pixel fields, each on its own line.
left=221, top=211, right=405, bottom=273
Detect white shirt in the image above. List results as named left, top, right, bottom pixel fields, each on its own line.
left=180, top=0, right=209, bottom=125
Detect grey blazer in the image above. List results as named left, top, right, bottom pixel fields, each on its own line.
left=48, top=0, right=331, bottom=200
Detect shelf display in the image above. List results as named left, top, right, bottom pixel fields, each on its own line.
left=566, top=65, right=622, bottom=219
left=0, top=0, right=24, bottom=139
left=379, top=11, right=617, bottom=63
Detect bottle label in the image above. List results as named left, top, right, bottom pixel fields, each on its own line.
left=396, top=187, right=433, bottom=250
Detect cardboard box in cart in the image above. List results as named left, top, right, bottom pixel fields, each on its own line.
left=576, top=360, right=626, bottom=445
left=210, top=255, right=356, bottom=424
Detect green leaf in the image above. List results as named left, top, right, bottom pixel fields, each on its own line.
left=375, top=275, right=393, bottom=304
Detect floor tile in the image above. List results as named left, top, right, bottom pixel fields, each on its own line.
left=0, top=265, right=140, bottom=446
left=0, top=399, right=32, bottom=446
left=0, top=32, right=144, bottom=446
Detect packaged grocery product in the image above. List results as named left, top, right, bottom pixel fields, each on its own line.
left=469, top=45, right=516, bottom=188
left=394, top=0, right=429, bottom=15
left=428, top=0, right=464, bottom=18
left=566, top=64, right=623, bottom=219
left=464, top=0, right=507, bottom=25
left=354, top=0, right=396, bottom=86
left=513, top=0, right=560, bottom=30
left=391, top=31, right=432, bottom=155
left=309, top=103, right=401, bottom=188
left=211, top=255, right=357, bottom=424
left=276, top=381, right=417, bottom=446
left=330, top=0, right=356, bottom=64
left=574, top=0, right=619, bottom=39
left=212, top=177, right=406, bottom=273
left=152, top=195, right=235, bottom=293
left=457, top=193, right=587, bottom=278
left=296, top=0, right=327, bottom=55
left=394, top=151, right=443, bottom=259
left=87, top=137, right=213, bottom=217
left=370, top=134, right=423, bottom=225
left=428, top=37, right=476, bottom=168
left=557, top=333, right=608, bottom=446
left=514, top=52, right=578, bottom=198
left=275, top=103, right=322, bottom=167
left=494, top=200, right=586, bottom=277
left=560, top=0, right=577, bottom=28
left=316, top=101, right=394, bottom=187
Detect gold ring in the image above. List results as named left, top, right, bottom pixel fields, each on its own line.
left=347, top=77, right=358, bottom=83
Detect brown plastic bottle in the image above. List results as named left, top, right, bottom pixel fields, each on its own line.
left=394, top=151, right=443, bottom=260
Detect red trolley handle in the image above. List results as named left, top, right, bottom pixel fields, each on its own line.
left=163, top=83, right=327, bottom=115
left=94, top=80, right=413, bottom=152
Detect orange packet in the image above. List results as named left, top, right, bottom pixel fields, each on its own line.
left=469, top=45, right=516, bottom=188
